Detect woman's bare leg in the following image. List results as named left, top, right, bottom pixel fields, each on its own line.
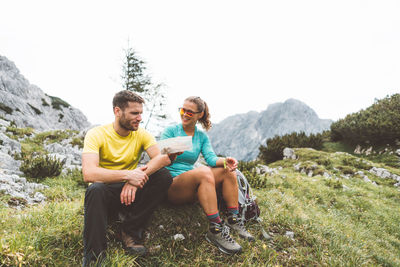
left=167, top=166, right=218, bottom=214
left=210, top=167, right=238, bottom=208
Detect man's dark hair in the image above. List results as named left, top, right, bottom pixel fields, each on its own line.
left=112, top=90, right=145, bottom=110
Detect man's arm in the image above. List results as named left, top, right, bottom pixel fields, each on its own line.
left=142, top=144, right=173, bottom=175
left=82, top=153, right=148, bottom=187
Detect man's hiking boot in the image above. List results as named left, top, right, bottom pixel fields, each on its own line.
left=205, top=222, right=242, bottom=255
left=227, top=214, right=255, bottom=241
left=121, top=231, right=147, bottom=256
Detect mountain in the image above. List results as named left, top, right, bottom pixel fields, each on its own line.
left=0, top=55, right=90, bottom=131
left=208, top=99, right=332, bottom=161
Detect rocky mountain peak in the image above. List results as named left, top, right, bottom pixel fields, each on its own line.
left=0, top=55, right=90, bottom=131
left=208, top=99, right=332, bottom=161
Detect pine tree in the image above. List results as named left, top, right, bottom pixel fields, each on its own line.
left=121, top=44, right=167, bottom=132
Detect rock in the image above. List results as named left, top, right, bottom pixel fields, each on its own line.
left=45, top=140, right=83, bottom=171
left=365, top=147, right=373, bottom=156
left=293, top=163, right=301, bottom=171
left=0, top=132, right=21, bottom=155
left=285, top=231, right=295, bottom=239
left=363, top=176, right=372, bottom=183
left=0, top=152, right=22, bottom=175
left=0, top=55, right=90, bottom=131
left=283, top=147, right=297, bottom=160
left=369, top=167, right=400, bottom=185
left=173, top=234, right=185, bottom=241
left=354, top=145, right=362, bottom=154
left=369, top=167, right=391, bottom=179
left=0, top=173, right=48, bottom=206
left=256, top=165, right=279, bottom=175
left=395, top=149, right=400, bottom=157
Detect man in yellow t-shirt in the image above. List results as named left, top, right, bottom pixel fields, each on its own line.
left=82, top=90, right=178, bottom=266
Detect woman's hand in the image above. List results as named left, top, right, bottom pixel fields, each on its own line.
left=225, top=157, right=238, bottom=172
left=120, top=183, right=138, bottom=205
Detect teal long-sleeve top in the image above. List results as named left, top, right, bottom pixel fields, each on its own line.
left=160, top=124, right=219, bottom=178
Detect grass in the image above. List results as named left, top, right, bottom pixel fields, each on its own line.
left=1, top=148, right=400, bottom=266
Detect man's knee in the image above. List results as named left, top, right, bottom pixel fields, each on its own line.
left=85, top=183, right=108, bottom=201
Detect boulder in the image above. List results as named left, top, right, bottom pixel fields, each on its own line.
left=283, top=147, right=296, bottom=160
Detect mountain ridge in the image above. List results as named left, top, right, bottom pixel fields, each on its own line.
left=0, top=55, right=90, bottom=131
left=208, top=98, right=332, bottom=161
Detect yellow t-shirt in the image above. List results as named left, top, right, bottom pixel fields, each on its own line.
left=83, top=123, right=156, bottom=170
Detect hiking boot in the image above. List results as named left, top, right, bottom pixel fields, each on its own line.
left=121, top=231, right=147, bottom=256
left=205, top=222, right=242, bottom=255
left=227, top=214, right=255, bottom=241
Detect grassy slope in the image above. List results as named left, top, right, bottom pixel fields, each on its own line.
left=1, top=148, right=400, bottom=266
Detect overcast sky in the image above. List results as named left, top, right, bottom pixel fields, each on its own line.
left=1, top=0, right=399, bottom=127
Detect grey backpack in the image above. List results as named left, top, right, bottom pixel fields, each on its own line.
left=236, top=170, right=260, bottom=222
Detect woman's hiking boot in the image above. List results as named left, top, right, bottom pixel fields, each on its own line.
left=226, top=214, right=255, bottom=241
left=205, top=222, right=242, bottom=255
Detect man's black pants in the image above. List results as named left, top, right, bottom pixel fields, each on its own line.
left=83, top=167, right=172, bottom=260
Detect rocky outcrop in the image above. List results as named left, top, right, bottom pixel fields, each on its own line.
left=208, top=99, right=332, bottom=161
left=0, top=55, right=91, bottom=208
left=0, top=55, right=90, bottom=131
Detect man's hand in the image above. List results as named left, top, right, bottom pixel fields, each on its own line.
left=120, top=183, right=138, bottom=205
left=123, top=166, right=149, bottom=188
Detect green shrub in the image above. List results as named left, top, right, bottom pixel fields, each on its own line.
left=361, top=153, right=400, bottom=169
left=238, top=160, right=261, bottom=173
left=325, top=179, right=343, bottom=189
left=28, top=103, right=42, bottom=115
left=34, top=130, right=72, bottom=144
left=0, top=103, right=13, bottom=114
left=258, top=132, right=324, bottom=164
left=70, top=137, right=84, bottom=149
left=342, top=157, right=372, bottom=170
left=65, top=168, right=86, bottom=188
left=330, top=94, right=400, bottom=145
left=6, top=126, right=34, bottom=139
left=20, top=154, right=65, bottom=179
left=41, top=98, right=50, bottom=106
left=48, top=95, right=70, bottom=110
left=316, top=158, right=332, bottom=169
left=337, top=165, right=355, bottom=175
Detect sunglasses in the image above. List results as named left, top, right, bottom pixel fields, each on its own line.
left=179, top=107, right=202, bottom=118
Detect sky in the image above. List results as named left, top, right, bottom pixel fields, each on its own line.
left=1, top=0, right=399, bottom=128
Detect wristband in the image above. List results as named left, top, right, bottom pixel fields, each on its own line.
left=223, top=158, right=227, bottom=169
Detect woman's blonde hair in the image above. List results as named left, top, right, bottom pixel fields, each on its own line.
left=185, top=96, right=212, bottom=131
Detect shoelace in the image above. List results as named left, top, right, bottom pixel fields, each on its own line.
left=221, top=225, right=235, bottom=243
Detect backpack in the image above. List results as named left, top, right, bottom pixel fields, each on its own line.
left=217, top=169, right=271, bottom=240
left=217, top=169, right=260, bottom=222
left=236, top=169, right=260, bottom=222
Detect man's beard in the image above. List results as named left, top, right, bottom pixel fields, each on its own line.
left=118, top=114, right=138, bottom=131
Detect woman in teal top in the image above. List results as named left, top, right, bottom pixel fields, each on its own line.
left=160, top=96, right=254, bottom=255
